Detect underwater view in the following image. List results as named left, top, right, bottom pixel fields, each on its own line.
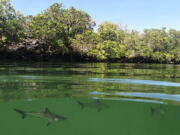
left=0, top=62, right=180, bottom=135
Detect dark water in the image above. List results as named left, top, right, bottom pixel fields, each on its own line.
left=0, top=62, right=180, bottom=135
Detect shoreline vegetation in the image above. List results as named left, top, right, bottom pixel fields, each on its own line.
left=1, top=0, right=180, bottom=63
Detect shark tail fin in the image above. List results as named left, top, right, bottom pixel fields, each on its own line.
left=77, top=101, right=85, bottom=109
left=14, top=108, right=27, bottom=119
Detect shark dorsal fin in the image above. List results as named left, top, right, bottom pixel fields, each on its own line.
left=45, top=108, right=51, bottom=113
left=47, top=122, right=51, bottom=126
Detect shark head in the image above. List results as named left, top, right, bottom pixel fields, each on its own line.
left=53, top=114, right=67, bottom=121
left=44, top=108, right=67, bottom=121
left=54, top=117, right=60, bottom=121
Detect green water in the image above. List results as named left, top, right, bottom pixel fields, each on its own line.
left=0, top=62, right=180, bottom=135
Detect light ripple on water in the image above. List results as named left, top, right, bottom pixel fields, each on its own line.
left=90, top=91, right=180, bottom=102
left=89, top=78, right=180, bottom=87
left=92, top=96, right=164, bottom=104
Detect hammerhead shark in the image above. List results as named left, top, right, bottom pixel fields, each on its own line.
left=77, top=100, right=109, bottom=112
left=14, top=108, right=67, bottom=126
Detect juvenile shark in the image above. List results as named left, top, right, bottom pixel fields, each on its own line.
left=77, top=100, right=109, bottom=112
left=14, top=108, right=67, bottom=126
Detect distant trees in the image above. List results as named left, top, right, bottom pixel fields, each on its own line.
left=86, top=22, right=127, bottom=60
left=27, top=3, right=94, bottom=55
left=0, top=0, right=25, bottom=44
left=0, top=0, right=180, bottom=63
left=141, top=28, right=178, bottom=63
left=98, top=22, right=126, bottom=43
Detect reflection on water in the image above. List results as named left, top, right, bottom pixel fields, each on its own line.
left=0, top=62, right=180, bottom=134
left=89, top=78, right=180, bottom=87
left=90, top=91, right=180, bottom=103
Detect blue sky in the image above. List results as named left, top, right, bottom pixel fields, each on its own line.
left=11, top=0, right=180, bottom=31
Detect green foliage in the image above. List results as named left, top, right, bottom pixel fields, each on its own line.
left=168, top=29, right=180, bottom=49
left=170, top=49, right=180, bottom=63
left=87, top=41, right=127, bottom=60
left=98, top=22, right=125, bottom=43
left=60, top=7, right=95, bottom=38
left=27, top=3, right=94, bottom=55
left=142, top=28, right=172, bottom=52
left=0, top=0, right=25, bottom=44
left=71, top=30, right=99, bottom=54
left=150, top=52, right=174, bottom=63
